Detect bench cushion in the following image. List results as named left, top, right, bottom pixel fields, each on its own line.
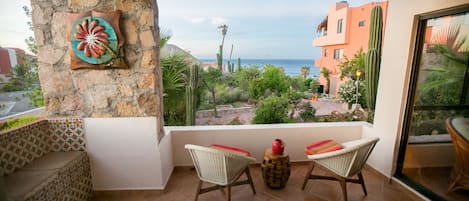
left=21, top=152, right=84, bottom=170
left=210, top=144, right=252, bottom=156
left=305, top=139, right=343, bottom=155
left=4, top=170, right=57, bottom=201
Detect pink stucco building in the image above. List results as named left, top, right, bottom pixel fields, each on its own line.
left=0, top=47, right=25, bottom=82
left=313, top=1, right=388, bottom=95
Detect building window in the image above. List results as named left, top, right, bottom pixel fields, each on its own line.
left=337, top=19, right=343, bottom=33
left=333, top=49, right=343, bottom=60
left=358, top=20, right=365, bottom=27
left=324, top=49, right=328, bottom=57
left=396, top=9, right=469, bottom=201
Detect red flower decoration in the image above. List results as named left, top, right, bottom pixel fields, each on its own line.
left=74, top=19, right=110, bottom=59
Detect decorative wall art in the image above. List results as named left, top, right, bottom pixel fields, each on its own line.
left=66, top=10, right=128, bottom=70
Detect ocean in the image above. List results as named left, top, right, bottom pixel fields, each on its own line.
left=200, top=59, right=320, bottom=79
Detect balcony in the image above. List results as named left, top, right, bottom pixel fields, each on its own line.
left=93, top=164, right=422, bottom=201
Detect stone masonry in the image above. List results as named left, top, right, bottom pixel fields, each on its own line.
left=31, top=0, right=164, bottom=139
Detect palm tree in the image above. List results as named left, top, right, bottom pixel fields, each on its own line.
left=418, top=24, right=468, bottom=105
left=300, top=66, right=310, bottom=79
left=217, top=24, right=228, bottom=70
left=218, top=24, right=228, bottom=47
left=320, top=67, right=330, bottom=94
left=159, top=28, right=172, bottom=49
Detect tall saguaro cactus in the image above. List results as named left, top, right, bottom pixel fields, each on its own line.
left=365, top=5, right=383, bottom=110
left=216, top=45, right=223, bottom=70
left=185, top=64, right=199, bottom=125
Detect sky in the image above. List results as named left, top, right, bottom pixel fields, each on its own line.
left=158, top=0, right=373, bottom=59
left=0, top=0, right=373, bottom=59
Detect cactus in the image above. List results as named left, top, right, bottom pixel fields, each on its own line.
left=185, top=64, right=199, bottom=125
left=227, top=61, right=235, bottom=73
left=365, top=5, right=383, bottom=110
left=237, top=57, right=241, bottom=71
left=217, top=45, right=223, bottom=70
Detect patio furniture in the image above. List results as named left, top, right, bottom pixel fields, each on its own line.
left=302, top=137, right=379, bottom=201
left=261, top=148, right=290, bottom=189
left=185, top=144, right=256, bottom=201
left=446, top=117, right=469, bottom=192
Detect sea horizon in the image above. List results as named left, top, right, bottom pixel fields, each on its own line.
left=199, top=58, right=320, bottom=78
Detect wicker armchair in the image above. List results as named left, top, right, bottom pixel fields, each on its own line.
left=302, top=137, right=379, bottom=201
left=446, top=117, right=469, bottom=192
left=185, top=144, right=256, bottom=201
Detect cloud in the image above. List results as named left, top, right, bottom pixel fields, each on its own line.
left=211, top=17, right=227, bottom=25
left=190, top=17, right=207, bottom=24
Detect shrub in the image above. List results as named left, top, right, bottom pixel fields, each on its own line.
left=0, top=116, right=41, bottom=131
left=253, top=95, right=289, bottom=124
left=0, top=82, right=23, bottom=92
left=299, top=103, right=316, bottom=121
left=228, top=116, right=243, bottom=125
left=337, top=79, right=366, bottom=107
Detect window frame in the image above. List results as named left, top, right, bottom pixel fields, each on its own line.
left=358, top=20, right=365, bottom=27
left=337, top=19, right=343, bottom=33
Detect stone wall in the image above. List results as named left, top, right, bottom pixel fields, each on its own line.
left=31, top=0, right=163, bottom=123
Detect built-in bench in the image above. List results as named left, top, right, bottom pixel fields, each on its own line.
left=0, top=117, right=92, bottom=201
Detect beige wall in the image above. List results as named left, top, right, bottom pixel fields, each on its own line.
left=365, top=0, right=469, bottom=177
left=85, top=117, right=170, bottom=190
left=168, top=122, right=364, bottom=166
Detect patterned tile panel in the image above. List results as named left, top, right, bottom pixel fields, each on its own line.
left=48, top=118, right=87, bottom=152
left=0, top=119, right=50, bottom=176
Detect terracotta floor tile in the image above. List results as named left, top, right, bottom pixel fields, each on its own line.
left=93, top=163, right=426, bottom=201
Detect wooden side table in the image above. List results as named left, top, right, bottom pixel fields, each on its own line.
left=261, top=148, right=291, bottom=189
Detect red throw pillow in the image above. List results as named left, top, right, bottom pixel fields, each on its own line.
left=210, top=144, right=251, bottom=156
left=305, top=139, right=343, bottom=155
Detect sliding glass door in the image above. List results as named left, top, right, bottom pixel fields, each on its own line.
left=396, top=7, right=469, bottom=201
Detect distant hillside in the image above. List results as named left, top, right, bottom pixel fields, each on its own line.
left=161, top=44, right=201, bottom=65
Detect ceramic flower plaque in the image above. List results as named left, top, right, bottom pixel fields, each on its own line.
left=66, top=10, right=128, bottom=70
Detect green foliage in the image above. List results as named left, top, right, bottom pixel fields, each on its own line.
left=249, top=65, right=289, bottom=100
left=287, top=91, right=304, bottom=119
left=228, top=116, right=242, bottom=125
left=300, top=66, right=310, bottom=79
left=162, top=54, right=189, bottom=125
left=0, top=82, right=23, bottom=92
left=201, top=67, right=223, bottom=117
left=338, top=49, right=365, bottom=80
left=309, top=79, right=320, bottom=93
left=365, top=5, right=383, bottom=110
left=317, top=110, right=368, bottom=122
left=0, top=116, right=41, bottom=131
left=159, top=29, right=172, bottom=49
left=253, top=95, right=289, bottom=124
left=416, top=24, right=468, bottom=106
left=337, top=79, right=366, bottom=107
left=213, top=84, right=244, bottom=104
left=289, top=76, right=305, bottom=91
left=237, top=58, right=241, bottom=71
left=233, top=65, right=260, bottom=93
left=19, top=6, right=43, bottom=106
left=320, top=67, right=330, bottom=94
left=300, top=102, right=316, bottom=121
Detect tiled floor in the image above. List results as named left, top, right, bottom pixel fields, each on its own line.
left=93, top=163, right=424, bottom=201
left=404, top=167, right=469, bottom=201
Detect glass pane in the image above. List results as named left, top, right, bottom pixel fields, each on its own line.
left=414, top=12, right=469, bottom=106
left=401, top=11, right=469, bottom=201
